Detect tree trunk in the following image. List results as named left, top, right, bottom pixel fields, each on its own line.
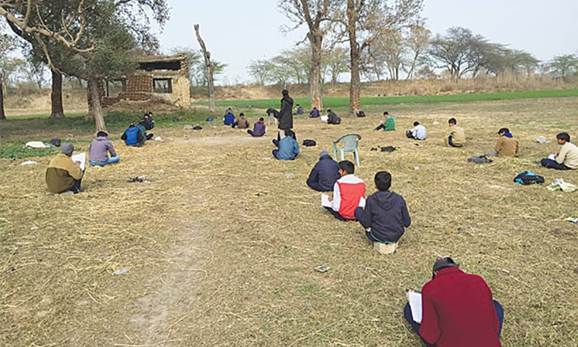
left=87, top=78, right=106, bottom=131
left=309, top=34, right=323, bottom=110
left=347, top=0, right=361, bottom=116
left=50, top=69, right=65, bottom=119
left=347, top=0, right=361, bottom=115
left=194, top=24, right=216, bottom=113
left=0, top=73, right=6, bottom=121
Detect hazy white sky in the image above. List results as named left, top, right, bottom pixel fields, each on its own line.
left=156, top=0, right=578, bottom=83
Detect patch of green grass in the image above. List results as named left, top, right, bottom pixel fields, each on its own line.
left=0, top=110, right=210, bottom=159
left=206, top=88, right=578, bottom=110
left=0, top=142, right=58, bottom=160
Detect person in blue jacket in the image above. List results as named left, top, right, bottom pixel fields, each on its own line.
left=273, top=130, right=300, bottom=160
left=306, top=150, right=340, bottom=192
left=223, top=108, right=235, bottom=126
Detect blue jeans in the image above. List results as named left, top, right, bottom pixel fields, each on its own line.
left=90, top=156, right=120, bottom=167
left=403, top=301, right=504, bottom=346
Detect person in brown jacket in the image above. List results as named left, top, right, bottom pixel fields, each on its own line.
left=46, top=143, right=84, bottom=194
left=446, top=118, right=466, bottom=147
left=493, top=128, right=519, bottom=157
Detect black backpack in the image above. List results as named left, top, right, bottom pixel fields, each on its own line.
left=514, top=171, right=545, bottom=185
left=302, top=139, right=317, bottom=147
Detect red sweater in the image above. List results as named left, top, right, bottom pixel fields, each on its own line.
left=420, top=268, right=501, bottom=347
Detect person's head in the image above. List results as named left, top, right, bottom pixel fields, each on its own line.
left=259, top=117, right=264, bottom=122
left=61, top=143, right=74, bottom=157
left=297, top=104, right=301, bottom=107
left=413, top=121, right=420, bottom=127
left=374, top=171, right=392, bottom=192
left=313, top=107, right=318, bottom=110
left=285, top=129, right=296, bottom=139
left=557, top=132, right=571, bottom=145
left=338, top=160, right=355, bottom=176
left=432, top=257, right=459, bottom=276
left=327, top=109, right=332, bottom=113
left=498, top=128, right=510, bottom=137
left=448, top=118, right=457, bottom=126
left=282, top=89, right=289, bottom=97
left=239, top=112, right=245, bottom=118
left=96, top=131, right=108, bottom=138
left=227, top=107, right=232, bottom=112
left=384, top=111, right=389, bottom=117
left=319, top=150, right=329, bottom=159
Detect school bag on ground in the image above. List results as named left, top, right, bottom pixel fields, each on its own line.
left=514, top=171, right=545, bottom=185
left=122, top=126, right=142, bottom=146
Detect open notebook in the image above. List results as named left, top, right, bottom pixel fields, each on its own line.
left=407, top=291, right=422, bottom=323
left=71, top=152, right=86, bottom=171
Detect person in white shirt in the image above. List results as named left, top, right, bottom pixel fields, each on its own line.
left=406, top=121, right=427, bottom=141
left=541, top=132, right=578, bottom=170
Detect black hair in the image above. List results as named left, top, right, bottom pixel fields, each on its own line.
left=413, top=121, right=420, bottom=127
left=97, top=131, right=108, bottom=137
left=374, top=171, right=392, bottom=192
left=282, top=89, right=289, bottom=96
left=498, top=128, right=510, bottom=136
left=259, top=117, right=264, bottom=121
left=239, top=113, right=245, bottom=117
left=448, top=118, right=457, bottom=125
left=338, top=160, right=355, bottom=175
left=557, top=132, right=571, bottom=142
left=384, top=111, right=389, bottom=115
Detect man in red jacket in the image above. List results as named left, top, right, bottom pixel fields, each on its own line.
left=404, top=257, right=504, bottom=347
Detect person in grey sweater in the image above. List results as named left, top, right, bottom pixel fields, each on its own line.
left=88, top=131, right=120, bottom=167
left=355, top=171, right=411, bottom=244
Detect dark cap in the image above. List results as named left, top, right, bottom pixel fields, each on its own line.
left=433, top=257, right=458, bottom=273
left=498, top=128, right=510, bottom=135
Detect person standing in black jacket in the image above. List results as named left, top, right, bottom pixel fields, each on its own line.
left=306, top=150, right=341, bottom=192
left=355, top=171, right=411, bottom=245
left=267, top=89, right=294, bottom=131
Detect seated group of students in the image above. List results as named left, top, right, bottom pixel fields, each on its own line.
left=306, top=152, right=503, bottom=347
left=45, top=113, right=157, bottom=194
left=223, top=108, right=268, bottom=138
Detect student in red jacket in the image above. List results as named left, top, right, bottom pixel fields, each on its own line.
left=324, top=160, right=366, bottom=221
left=404, top=257, right=504, bottom=347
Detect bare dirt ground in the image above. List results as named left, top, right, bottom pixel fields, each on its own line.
left=1, top=97, right=577, bottom=346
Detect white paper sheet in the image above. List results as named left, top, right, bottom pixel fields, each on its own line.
left=72, top=152, right=86, bottom=171
left=358, top=197, right=366, bottom=208
left=321, top=194, right=332, bottom=208
left=407, top=291, right=423, bottom=323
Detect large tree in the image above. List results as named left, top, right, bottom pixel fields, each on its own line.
left=549, top=54, right=578, bottom=79
left=0, top=0, right=169, bottom=130
left=339, top=0, right=423, bottom=115
left=0, top=31, right=16, bottom=120
left=279, top=0, right=338, bottom=110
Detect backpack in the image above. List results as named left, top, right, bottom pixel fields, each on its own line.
left=123, top=126, right=141, bottom=146
left=514, top=171, right=545, bottom=185
left=141, top=115, right=155, bottom=130
left=302, top=139, right=317, bottom=147
left=468, top=155, right=493, bottom=164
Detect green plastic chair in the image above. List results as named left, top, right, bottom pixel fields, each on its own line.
left=333, top=134, right=362, bottom=166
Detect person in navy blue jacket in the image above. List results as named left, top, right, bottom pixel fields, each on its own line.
left=306, top=151, right=340, bottom=192
left=355, top=171, right=411, bottom=244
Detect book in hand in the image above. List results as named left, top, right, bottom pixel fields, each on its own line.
left=72, top=152, right=86, bottom=171
left=321, top=194, right=332, bottom=208
left=407, top=290, right=423, bottom=323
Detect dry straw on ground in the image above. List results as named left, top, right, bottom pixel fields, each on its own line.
left=1, top=97, right=577, bottom=346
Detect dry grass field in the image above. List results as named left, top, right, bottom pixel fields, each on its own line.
left=1, top=97, right=577, bottom=346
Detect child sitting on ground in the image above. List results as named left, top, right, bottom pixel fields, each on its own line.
left=324, top=160, right=366, bottom=221
left=355, top=171, right=411, bottom=254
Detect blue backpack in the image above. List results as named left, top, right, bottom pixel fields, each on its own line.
left=514, top=171, right=545, bottom=185
left=123, top=126, right=141, bottom=146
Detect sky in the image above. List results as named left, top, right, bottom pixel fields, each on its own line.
left=156, top=0, right=578, bottom=84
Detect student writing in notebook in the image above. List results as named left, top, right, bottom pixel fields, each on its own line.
left=403, top=257, right=504, bottom=347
